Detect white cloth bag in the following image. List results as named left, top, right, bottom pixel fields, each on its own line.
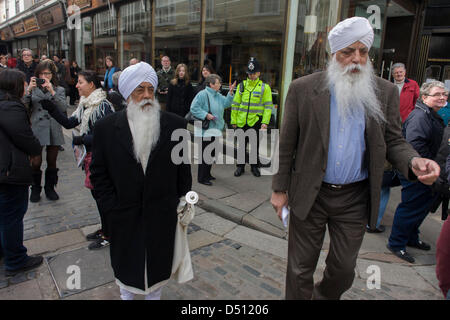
left=171, top=197, right=195, bottom=283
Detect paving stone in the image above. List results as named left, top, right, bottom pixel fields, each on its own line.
left=0, top=279, right=43, bottom=300
left=225, top=226, right=288, bottom=259
left=192, top=212, right=237, bottom=237
left=24, top=229, right=85, bottom=256
left=219, top=190, right=268, bottom=213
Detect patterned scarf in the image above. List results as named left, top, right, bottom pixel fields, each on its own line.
left=72, top=88, right=107, bottom=135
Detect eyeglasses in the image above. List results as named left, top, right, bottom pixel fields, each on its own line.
left=40, top=72, right=52, bottom=76
left=426, top=93, right=449, bottom=98
left=22, top=53, right=32, bottom=57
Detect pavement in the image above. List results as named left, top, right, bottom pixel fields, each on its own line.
left=0, top=122, right=447, bottom=300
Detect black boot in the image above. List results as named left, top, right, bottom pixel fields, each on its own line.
left=30, top=170, right=42, bottom=203
left=44, top=168, right=59, bottom=201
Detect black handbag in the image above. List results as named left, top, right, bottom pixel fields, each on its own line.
left=185, top=94, right=211, bottom=130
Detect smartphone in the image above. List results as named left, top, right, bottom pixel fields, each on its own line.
left=36, top=78, right=45, bottom=86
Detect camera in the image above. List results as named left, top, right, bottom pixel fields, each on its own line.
left=36, top=78, right=45, bottom=86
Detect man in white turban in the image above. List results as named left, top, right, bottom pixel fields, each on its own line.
left=271, top=17, right=440, bottom=299
left=90, top=62, right=192, bottom=300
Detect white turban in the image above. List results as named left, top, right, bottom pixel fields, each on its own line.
left=328, top=17, right=374, bottom=54
left=118, top=62, right=158, bottom=100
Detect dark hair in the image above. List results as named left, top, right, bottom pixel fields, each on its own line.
left=78, top=71, right=103, bottom=90
left=0, top=69, right=26, bottom=100
left=202, top=65, right=215, bottom=74
left=35, top=60, right=59, bottom=86
left=105, top=56, right=115, bottom=67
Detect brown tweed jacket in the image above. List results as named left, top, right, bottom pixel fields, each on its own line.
left=272, top=71, right=419, bottom=229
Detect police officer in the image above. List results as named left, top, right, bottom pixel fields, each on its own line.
left=231, top=57, right=273, bottom=177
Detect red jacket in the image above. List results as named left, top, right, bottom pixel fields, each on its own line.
left=7, top=57, right=17, bottom=69
left=399, top=78, right=420, bottom=122
left=436, top=218, right=450, bottom=298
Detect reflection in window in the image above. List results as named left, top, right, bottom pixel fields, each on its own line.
left=156, top=0, right=176, bottom=26
left=95, top=8, right=117, bottom=37
left=189, top=0, right=214, bottom=23
left=293, top=0, right=339, bottom=79
left=425, top=65, right=441, bottom=82
left=255, top=0, right=280, bottom=16
left=119, top=0, right=151, bottom=68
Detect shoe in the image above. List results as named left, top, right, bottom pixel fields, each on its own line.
left=234, top=167, right=244, bottom=177
left=251, top=166, right=261, bottom=177
left=386, top=244, right=415, bottom=263
left=5, top=255, right=43, bottom=277
left=366, top=225, right=385, bottom=233
left=198, top=180, right=212, bottom=186
left=30, top=170, right=42, bottom=203
left=44, top=168, right=59, bottom=201
left=208, top=175, right=216, bottom=180
left=407, top=240, right=431, bottom=251
left=86, top=229, right=103, bottom=241
left=88, top=237, right=110, bottom=250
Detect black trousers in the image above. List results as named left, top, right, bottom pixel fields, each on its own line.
left=90, top=189, right=109, bottom=238
left=197, top=137, right=216, bottom=183
left=236, top=120, right=261, bottom=169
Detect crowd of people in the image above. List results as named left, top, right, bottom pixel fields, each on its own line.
left=0, top=16, right=449, bottom=301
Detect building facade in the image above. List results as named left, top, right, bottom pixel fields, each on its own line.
left=0, top=0, right=443, bottom=126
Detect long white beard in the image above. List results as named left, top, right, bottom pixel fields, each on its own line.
left=126, top=98, right=161, bottom=172
left=326, top=56, right=385, bottom=123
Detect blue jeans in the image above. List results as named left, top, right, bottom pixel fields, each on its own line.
left=372, top=170, right=398, bottom=228
left=388, top=172, right=437, bottom=251
left=0, top=184, right=29, bottom=270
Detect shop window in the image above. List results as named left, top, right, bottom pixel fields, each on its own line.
left=254, top=0, right=280, bottom=16
left=188, top=0, right=214, bottom=23
left=95, top=8, right=117, bottom=75
left=425, top=65, right=441, bottom=82
left=156, top=0, right=176, bottom=26
left=119, top=0, right=151, bottom=68
left=293, top=0, right=340, bottom=79
left=75, top=17, right=93, bottom=71
left=154, top=0, right=200, bottom=72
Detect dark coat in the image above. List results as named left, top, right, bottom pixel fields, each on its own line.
left=90, top=109, right=192, bottom=290
left=166, top=79, right=194, bottom=118
left=16, top=60, right=37, bottom=84
left=0, top=90, right=42, bottom=186
left=272, top=71, right=419, bottom=229
left=403, top=100, right=445, bottom=160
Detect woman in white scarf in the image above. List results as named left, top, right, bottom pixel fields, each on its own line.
left=40, top=70, right=115, bottom=250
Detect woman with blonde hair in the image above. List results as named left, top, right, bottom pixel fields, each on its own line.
left=166, top=63, right=194, bottom=117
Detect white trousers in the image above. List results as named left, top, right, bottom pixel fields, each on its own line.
left=120, top=287, right=163, bottom=300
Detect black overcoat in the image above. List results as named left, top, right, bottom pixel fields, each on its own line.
left=90, top=109, right=192, bottom=290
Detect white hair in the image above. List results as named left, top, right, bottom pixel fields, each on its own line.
left=326, top=55, right=385, bottom=124
left=126, top=97, right=161, bottom=172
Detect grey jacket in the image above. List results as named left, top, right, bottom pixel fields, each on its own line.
left=25, top=86, right=67, bottom=146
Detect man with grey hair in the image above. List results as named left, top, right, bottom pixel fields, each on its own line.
left=392, top=62, right=420, bottom=122
left=107, top=71, right=126, bottom=112
left=156, top=56, right=174, bottom=107
left=388, top=81, right=448, bottom=263
left=16, top=48, right=37, bottom=84
left=90, top=62, right=192, bottom=300
left=271, top=17, right=440, bottom=300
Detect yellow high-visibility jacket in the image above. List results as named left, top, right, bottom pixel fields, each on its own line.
left=230, top=78, right=273, bottom=128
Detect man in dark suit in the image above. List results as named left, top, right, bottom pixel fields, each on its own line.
left=90, top=62, right=192, bottom=300
left=271, top=17, right=440, bottom=300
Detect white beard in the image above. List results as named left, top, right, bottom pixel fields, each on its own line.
left=126, top=98, right=161, bottom=172
left=326, top=56, right=385, bottom=123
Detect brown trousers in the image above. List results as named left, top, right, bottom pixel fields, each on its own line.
left=285, top=180, right=369, bottom=300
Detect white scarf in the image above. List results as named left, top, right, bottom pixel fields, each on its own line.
left=72, top=88, right=107, bottom=135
